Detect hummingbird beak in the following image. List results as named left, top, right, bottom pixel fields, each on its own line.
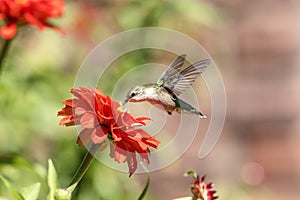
left=122, top=97, right=129, bottom=106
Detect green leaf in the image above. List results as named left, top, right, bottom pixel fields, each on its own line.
left=0, top=174, right=25, bottom=200
left=47, top=159, right=58, bottom=200
left=20, top=183, right=41, bottom=200
left=66, top=183, right=77, bottom=194
left=184, top=170, right=197, bottom=179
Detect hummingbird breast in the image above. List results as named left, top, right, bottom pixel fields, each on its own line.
left=143, top=86, right=176, bottom=113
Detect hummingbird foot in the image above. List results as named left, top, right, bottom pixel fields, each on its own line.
left=167, top=111, right=172, bottom=115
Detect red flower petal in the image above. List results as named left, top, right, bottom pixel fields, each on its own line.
left=127, top=152, right=137, bottom=177
left=0, top=23, right=17, bottom=39
left=24, top=11, right=44, bottom=30
left=59, top=116, right=74, bottom=126
left=80, top=112, right=97, bottom=129
left=74, top=106, right=87, bottom=115
left=90, top=127, right=107, bottom=144
left=189, top=174, right=218, bottom=200
left=62, top=99, right=73, bottom=106
left=76, top=128, right=92, bottom=147
left=114, top=144, right=127, bottom=163
left=0, top=13, right=4, bottom=20
left=58, top=87, right=160, bottom=176
left=0, top=0, right=65, bottom=38
left=139, top=152, right=150, bottom=164
left=57, top=105, right=72, bottom=116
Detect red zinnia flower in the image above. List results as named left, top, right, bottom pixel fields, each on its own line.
left=0, top=0, right=65, bottom=39
left=190, top=175, right=218, bottom=200
left=58, top=87, right=160, bottom=176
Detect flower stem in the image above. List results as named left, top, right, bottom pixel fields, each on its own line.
left=0, top=39, right=12, bottom=75
left=67, top=143, right=102, bottom=192
left=137, top=162, right=151, bottom=200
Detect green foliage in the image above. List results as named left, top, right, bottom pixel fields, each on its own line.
left=0, top=175, right=24, bottom=200
left=47, top=160, right=58, bottom=200
left=117, top=0, right=220, bottom=29
left=20, top=183, right=41, bottom=200
left=0, top=173, right=41, bottom=200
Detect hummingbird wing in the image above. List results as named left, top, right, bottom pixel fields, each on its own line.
left=157, top=56, right=210, bottom=96
left=156, top=54, right=187, bottom=87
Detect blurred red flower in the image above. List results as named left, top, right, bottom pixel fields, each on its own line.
left=190, top=175, right=218, bottom=200
left=58, top=87, right=159, bottom=176
left=0, top=0, right=65, bottom=39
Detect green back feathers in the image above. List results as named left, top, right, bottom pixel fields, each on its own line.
left=175, top=98, right=206, bottom=117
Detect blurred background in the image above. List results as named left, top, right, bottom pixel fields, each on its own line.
left=0, top=0, right=300, bottom=199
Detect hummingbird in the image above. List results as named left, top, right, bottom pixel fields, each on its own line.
left=123, top=54, right=210, bottom=118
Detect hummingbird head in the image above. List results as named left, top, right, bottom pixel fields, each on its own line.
left=123, top=86, right=145, bottom=105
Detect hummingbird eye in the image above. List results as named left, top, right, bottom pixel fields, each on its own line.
left=130, top=92, right=136, bottom=98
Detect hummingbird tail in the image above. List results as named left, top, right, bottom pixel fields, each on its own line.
left=187, top=108, right=207, bottom=118
left=175, top=98, right=207, bottom=118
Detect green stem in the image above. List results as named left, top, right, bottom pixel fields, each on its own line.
left=67, top=143, right=102, bottom=192
left=137, top=173, right=150, bottom=200
left=137, top=162, right=151, bottom=200
left=0, top=39, right=12, bottom=75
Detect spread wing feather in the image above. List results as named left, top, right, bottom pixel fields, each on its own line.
left=157, top=56, right=210, bottom=96
left=157, top=54, right=186, bottom=87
